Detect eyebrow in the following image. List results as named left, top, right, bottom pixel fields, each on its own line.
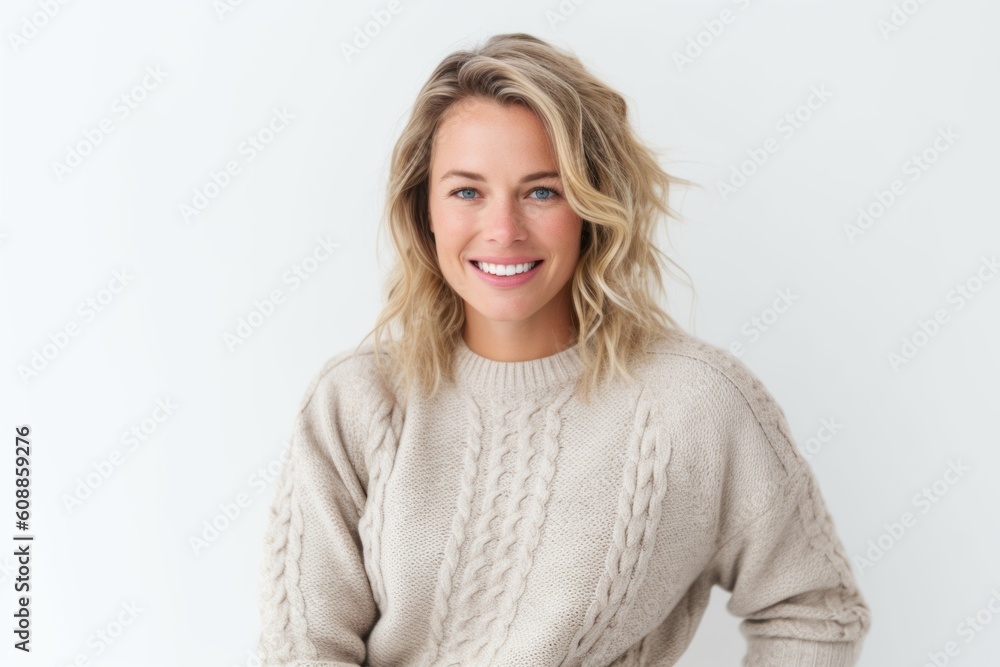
left=439, top=170, right=560, bottom=183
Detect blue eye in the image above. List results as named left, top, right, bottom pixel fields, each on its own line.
left=450, top=186, right=560, bottom=200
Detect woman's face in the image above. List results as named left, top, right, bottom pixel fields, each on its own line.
left=427, top=97, right=583, bottom=351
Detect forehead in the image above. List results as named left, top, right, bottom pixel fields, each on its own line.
left=430, top=98, right=556, bottom=172
left=439, top=96, right=534, bottom=124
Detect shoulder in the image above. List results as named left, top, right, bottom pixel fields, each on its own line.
left=292, top=340, right=399, bottom=473
left=637, top=328, right=803, bottom=481
left=296, top=338, right=397, bottom=414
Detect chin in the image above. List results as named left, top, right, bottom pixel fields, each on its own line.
left=465, top=301, right=539, bottom=324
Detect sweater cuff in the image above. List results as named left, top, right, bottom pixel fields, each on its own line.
left=744, top=637, right=861, bottom=666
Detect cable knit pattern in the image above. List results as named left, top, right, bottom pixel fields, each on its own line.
left=447, top=401, right=536, bottom=658
left=656, top=335, right=871, bottom=659
left=255, top=329, right=872, bottom=666
left=257, top=446, right=318, bottom=663
left=561, top=391, right=669, bottom=667
left=474, top=385, right=577, bottom=665
left=421, top=393, right=488, bottom=665
left=358, top=388, right=403, bottom=616
left=447, top=401, right=525, bottom=653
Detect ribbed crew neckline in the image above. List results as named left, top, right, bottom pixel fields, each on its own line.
left=453, top=336, right=585, bottom=394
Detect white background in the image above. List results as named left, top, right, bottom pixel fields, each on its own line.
left=2, top=0, right=999, bottom=665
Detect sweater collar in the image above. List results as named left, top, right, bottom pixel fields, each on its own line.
left=453, top=336, right=585, bottom=394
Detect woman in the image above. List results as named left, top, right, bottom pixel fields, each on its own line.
left=256, top=33, right=871, bottom=666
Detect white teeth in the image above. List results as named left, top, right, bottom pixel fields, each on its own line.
left=474, top=261, right=538, bottom=276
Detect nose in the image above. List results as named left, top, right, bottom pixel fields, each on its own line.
left=483, top=197, right=527, bottom=244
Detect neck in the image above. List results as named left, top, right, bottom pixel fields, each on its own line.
left=462, top=289, right=577, bottom=362
left=453, top=334, right=585, bottom=396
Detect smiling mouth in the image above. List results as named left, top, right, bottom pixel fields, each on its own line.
left=469, top=259, right=543, bottom=276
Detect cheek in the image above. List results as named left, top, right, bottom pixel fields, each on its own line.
left=428, top=218, right=464, bottom=265
left=429, top=200, right=459, bottom=234
left=548, top=211, right=583, bottom=249
left=428, top=192, right=451, bottom=233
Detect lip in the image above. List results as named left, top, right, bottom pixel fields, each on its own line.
left=468, top=259, right=543, bottom=288
left=468, top=256, right=542, bottom=264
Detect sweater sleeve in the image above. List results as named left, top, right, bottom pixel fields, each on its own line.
left=703, top=363, right=872, bottom=666
left=255, top=357, right=379, bottom=667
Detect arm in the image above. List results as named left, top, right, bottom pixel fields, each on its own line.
left=710, top=467, right=871, bottom=665
left=255, top=359, right=379, bottom=666
left=705, top=370, right=872, bottom=665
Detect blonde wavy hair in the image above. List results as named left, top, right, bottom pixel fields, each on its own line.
left=357, top=32, right=697, bottom=405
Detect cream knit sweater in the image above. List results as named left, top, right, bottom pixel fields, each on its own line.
left=255, top=328, right=871, bottom=666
